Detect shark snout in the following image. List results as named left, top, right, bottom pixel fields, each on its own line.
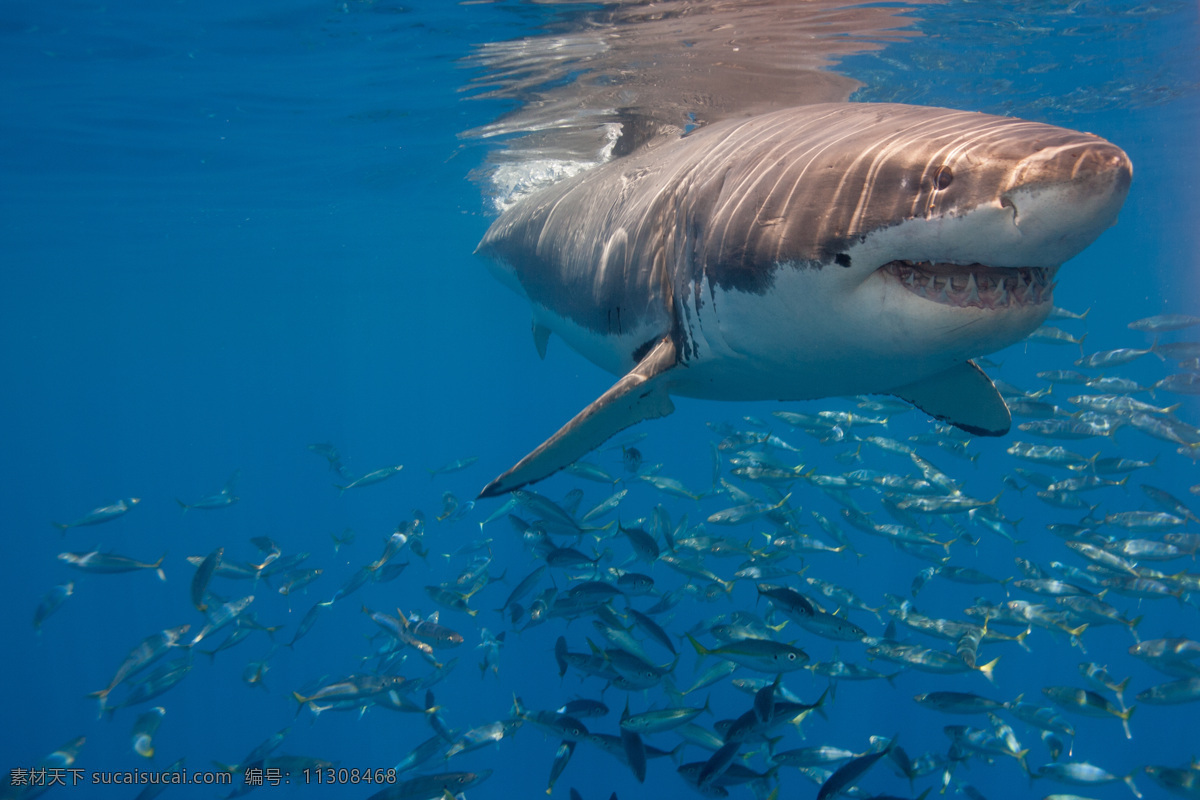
left=1061, top=140, right=1133, bottom=188
left=1069, top=142, right=1133, bottom=217
left=998, top=138, right=1132, bottom=263
left=1006, top=139, right=1132, bottom=207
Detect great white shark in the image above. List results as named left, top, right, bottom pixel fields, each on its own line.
left=476, top=102, right=1131, bottom=498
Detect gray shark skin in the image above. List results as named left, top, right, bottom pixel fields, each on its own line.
left=477, top=103, right=1131, bottom=498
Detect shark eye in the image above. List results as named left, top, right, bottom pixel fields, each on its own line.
left=934, top=166, right=954, bottom=190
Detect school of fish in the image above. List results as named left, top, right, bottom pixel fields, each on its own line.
left=10, top=311, right=1200, bottom=800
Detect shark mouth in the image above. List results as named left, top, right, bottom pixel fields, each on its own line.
left=880, top=260, right=1055, bottom=309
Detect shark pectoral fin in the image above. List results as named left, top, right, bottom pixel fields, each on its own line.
left=891, top=360, right=1011, bottom=436
left=532, top=321, right=551, bottom=360
left=479, top=336, right=678, bottom=498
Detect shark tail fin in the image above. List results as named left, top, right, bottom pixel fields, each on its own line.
left=478, top=336, right=678, bottom=498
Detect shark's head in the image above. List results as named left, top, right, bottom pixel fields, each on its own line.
left=837, top=106, right=1131, bottom=335
left=692, top=103, right=1132, bottom=388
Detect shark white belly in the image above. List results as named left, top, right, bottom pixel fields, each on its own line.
left=477, top=103, right=1132, bottom=497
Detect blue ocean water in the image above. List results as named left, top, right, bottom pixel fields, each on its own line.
left=2, top=1, right=1198, bottom=798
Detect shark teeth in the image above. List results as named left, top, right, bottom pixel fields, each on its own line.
left=880, top=260, right=1054, bottom=309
